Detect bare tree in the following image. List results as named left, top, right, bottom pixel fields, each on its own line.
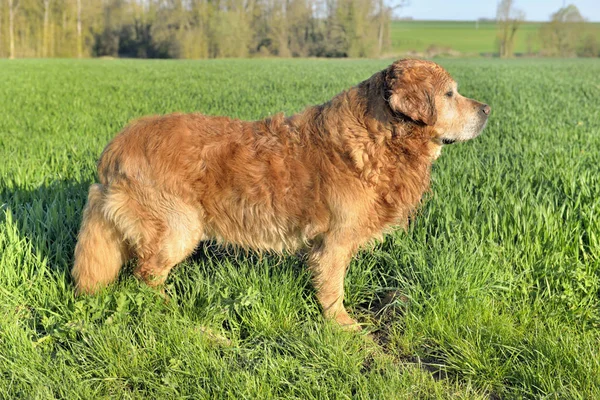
left=8, top=0, right=19, bottom=59
left=43, top=0, right=52, bottom=57
left=77, top=0, right=82, bottom=57
left=378, top=0, right=407, bottom=55
left=496, top=0, right=525, bottom=58
left=0, top=3, right=3, bottom=57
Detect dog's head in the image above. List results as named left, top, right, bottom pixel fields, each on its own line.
left=384, top=59, right=490, bottom=145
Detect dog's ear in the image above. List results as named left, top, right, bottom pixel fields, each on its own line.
left=384, top=60, right=437, bottom=126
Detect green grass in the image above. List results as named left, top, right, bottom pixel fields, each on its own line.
left=390, top=20, right=600, bottom=54
left=1, top=58, right=600, bottom=398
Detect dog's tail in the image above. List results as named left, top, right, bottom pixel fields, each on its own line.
left=72, top=184, right=129, bottom=294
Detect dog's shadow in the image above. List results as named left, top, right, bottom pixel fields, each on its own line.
left=1, top=178, right=89, bottom=278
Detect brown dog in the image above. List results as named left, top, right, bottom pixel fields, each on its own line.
left=72, top=59, right=490, bottom=328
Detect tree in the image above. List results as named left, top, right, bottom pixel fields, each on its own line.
left=378, top=0, right=407, bottom=55
left=8, top=0, right=19, bottom=59
left=77, top=0, right=82, bottom=57
left=0, top=2, right=3, bottom=57
left=496, top=0, right=525, bottom=58
left=540, top=4, right=586, bottom=57
left=42, top=0, right=51, bottom=57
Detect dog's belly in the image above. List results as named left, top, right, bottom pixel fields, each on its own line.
left=202, top=203, right=308, bottom=252
left=196, top=182, right=327, bottom=253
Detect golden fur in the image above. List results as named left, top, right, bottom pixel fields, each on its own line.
left=72, top=59, right=490, bottom=328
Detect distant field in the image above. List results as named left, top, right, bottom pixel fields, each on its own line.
left=390, top=20, right=600, bottom=55
left=1, top=58, right=600, bottom=398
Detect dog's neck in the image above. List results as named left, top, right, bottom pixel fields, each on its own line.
left=321, top=73, right=436, bottom=226
left=282, top=75, right=437, bottom=229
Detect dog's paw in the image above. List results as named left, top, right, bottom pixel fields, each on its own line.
left=333, top=311, right=362, bottom=331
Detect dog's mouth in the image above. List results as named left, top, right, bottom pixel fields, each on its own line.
left=435, top=116, right=488, bottom=146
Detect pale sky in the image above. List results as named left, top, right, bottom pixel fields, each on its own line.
left=399, top=1, right=600, bottom=22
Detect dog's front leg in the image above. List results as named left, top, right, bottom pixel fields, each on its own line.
left=308, top=236, right=360, bottom=330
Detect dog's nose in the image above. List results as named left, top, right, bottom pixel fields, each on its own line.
left=481, top=104, right=491, bottom=115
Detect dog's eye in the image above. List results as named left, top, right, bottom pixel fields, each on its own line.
left=445, top=91, right=453, bottom=98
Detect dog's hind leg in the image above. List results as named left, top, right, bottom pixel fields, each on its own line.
left=130, top=194, right=205, bottom=288
left=72, top=184, right=130, bottom=295
left=95, top=180, right=204, bottom=289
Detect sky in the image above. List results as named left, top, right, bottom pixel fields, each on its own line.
left=399, top=1, right=600, bottom=22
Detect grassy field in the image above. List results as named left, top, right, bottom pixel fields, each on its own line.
left=390, top=20, right=600, bottom=55
left=1, top=58, right=600, bottom=398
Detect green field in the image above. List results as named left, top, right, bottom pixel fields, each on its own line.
left=390, top=20, right=600, bottom=55
left=1, top=58, right=600, bottom=398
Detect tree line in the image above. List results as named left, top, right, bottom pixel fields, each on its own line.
left=0, top=0, right=396, bottom=59
left=497, top=1, right=599, bottom=58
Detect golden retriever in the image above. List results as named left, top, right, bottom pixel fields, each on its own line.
left=72, top=59, right=490, bottom=329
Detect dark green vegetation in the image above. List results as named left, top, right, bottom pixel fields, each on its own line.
left=390, top=20, right=600, bottom=55
left=1, top=58, right=599, bottom=398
